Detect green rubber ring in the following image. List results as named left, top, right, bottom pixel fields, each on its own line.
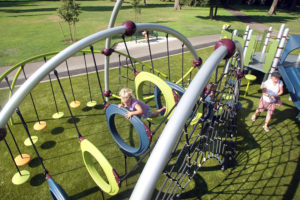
left=135, top=71, right=176, bottom=119
left=80, top=139, right=119, bottom=195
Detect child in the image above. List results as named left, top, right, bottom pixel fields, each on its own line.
left=118, top=88, right=166, bottom=119
left=251, top=71, right=283, bottom=132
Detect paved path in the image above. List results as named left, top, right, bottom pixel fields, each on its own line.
left=0, top=34, right=220, bottom=88
left=225, top=8, right=269, bottom=33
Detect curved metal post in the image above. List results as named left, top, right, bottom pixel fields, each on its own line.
left=104, top=0, right=124, bottom=101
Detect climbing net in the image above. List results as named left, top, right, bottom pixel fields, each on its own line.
left=153, top=42, right=243, bottom=199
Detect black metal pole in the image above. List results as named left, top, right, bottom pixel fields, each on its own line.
left=15, top=109, right=48, bottom=174
left=4, top=139, right=22, bottom=175
left=65, top=60, right=76, bottom=102
left=83, top=52, right=93, bottom=102
left=54, top=70, right=82, bottom=138
left=21, top=66, right=41, bottom=123
left=89, top=45, right=106, bottom=104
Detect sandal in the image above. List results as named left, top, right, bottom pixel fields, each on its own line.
left=263, top=125, right=270, bottom=132
left=251, top=114, right=256, bottom=121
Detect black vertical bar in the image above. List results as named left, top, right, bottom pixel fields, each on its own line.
left=121, top=35, right=136, bottom=73
left=181, top=43, right=184, bottom=87
left=54, top=70, right=82, bottom=138
left=21, top=66, right=41, bottom=123
left=65, top=60, right=76, bottom=102
left=89, top=45, right=106, bottom=104
left=7, top=124, right=23, bottom=158
left=48, top=74, right=59, bottom=113
left=83, top=53, right=93, bottom=102
left=146, top=31, right=155, bottom=74
left=124, top=155, right=128, bottom=186
left=15, top=109, right=48, bottom=174
left=4, top=139, right=22, bottom=175
left=166, top=33, right=171, bottom=81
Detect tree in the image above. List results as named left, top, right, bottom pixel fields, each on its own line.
left=174, top=0, right=181, bottom=10
left=131, top=0, right=142, bottom=22
left=268, top=0, right=278, bottom=15
left=57, top=0, right=81, bottom=42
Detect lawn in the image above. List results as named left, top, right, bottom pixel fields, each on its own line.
left=0, top=0, right=249, bottom=67
left=0, top=44, right=299, bottom=200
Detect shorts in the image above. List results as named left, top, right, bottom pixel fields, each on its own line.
left=257, top=97, right=276, bottom=116
left=142, top=105, right=153, bottom=119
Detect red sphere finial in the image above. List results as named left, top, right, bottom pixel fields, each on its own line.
left=193, top=57, right=202, bottom=67
left=102, top=48, right=114, bottom=56
left=122, top=20, right=136, bottom=36
left=214, top=39, right=235, bottom=59
left=104, top=90, right=112, bottom=97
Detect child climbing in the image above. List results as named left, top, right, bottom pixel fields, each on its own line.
left=118, top=88, right=166, bottom=119
left=251, top=71, right=283, bottom=132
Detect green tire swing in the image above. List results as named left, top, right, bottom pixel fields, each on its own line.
left=80, top=139, right=120, bottom=195
left=135, top=71, right=176, bottom=119
left=54, top=70, right=120, bottom=196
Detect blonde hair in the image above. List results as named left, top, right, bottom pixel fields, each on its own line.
left=119, top=88, right=135, bottom=100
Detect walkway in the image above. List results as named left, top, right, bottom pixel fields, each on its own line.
left=225, top=8, right=269, bottom=33
left=0, top=34, right=220, bottom=88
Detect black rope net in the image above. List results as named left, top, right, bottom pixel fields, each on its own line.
left=154, top=49, right=243, bottom=200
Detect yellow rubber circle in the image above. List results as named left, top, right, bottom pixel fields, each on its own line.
left=80, top=139, right=119, bottom=196
left=135, top=71, right=175, bottom=118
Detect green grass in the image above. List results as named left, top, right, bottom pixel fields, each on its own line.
left=0, top=45, right=299, bottom=199
left=0, top=0, right=248, bottom=66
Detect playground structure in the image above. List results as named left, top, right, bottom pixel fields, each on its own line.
left=0, top=1, right=299, bottom=199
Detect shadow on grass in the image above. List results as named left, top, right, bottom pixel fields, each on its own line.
left=30, top=173, right=45, bottom=187
left=67, top=117, right=80, bottom=124
left=51, top=127, right=64, bottom=135
left=40, top=140, right=56, bottom=150
left=195, top=15, right=297, bottom=24
left=29, top=157, right=43, bottom=168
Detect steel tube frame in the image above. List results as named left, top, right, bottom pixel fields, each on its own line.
left=0, top=23, right=199, bottom=128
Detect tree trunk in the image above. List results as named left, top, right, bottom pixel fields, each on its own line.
left=73, top=21, right=77, bottom=42
left=174, top=0, right=181, bottom=10
left=214, top=6, right=218, bottom=19
left=144, top=0, right=146, bottom=6
left=58, top=21, right=67, bottom=42
left=68, top=22, right=73, bottom=42
left=209, top=6, right=213, bottom=19
left=289, top=0, right=297, bottom=10
left=268, top=0, right=278, bottom=15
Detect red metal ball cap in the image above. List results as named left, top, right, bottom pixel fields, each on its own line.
left=122, top=20, right=136, bottom=36
left=214, top=39, right=235, bottom=59
left=193, top=57, right=202, bottom=67
left=102, top=48, right=114, bottom=56
left=0, top=128, right=7, bottom=141
left=104, top=103, right=111, bottom=111
left=104, top=90, right=112, bottom=97
left=134, top=71, right=140, bottom=77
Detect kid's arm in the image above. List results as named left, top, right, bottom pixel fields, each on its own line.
left=126, top=103, right=143, bottom=119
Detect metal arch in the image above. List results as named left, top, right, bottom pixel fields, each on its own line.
left=0, top=23, right=200, bottom=128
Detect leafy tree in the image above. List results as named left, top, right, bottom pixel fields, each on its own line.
left=131, top=0, right=142, bottom=22
left=57, top=0, right=81, bottom=42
